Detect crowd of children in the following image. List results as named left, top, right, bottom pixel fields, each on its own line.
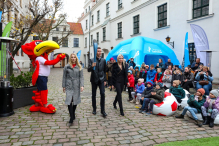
left=106, top=58, right=218, bottom=128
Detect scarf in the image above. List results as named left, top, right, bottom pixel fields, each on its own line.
left=135, top=71, right=138, bottom=77
left=157, top=72, right=162, bottom=80
left=141, top=71, right=146, bottom=77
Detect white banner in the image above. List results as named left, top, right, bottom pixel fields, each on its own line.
left=190, top=24, right=209, bottom=66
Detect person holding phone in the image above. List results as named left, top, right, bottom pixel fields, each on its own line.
left=62, top=53, right=84, bottom=127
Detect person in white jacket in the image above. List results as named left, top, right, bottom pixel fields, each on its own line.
left=162, top=69, right=172, bottom=89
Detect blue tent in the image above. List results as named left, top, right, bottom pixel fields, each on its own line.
left=106, top=36, right=181, bottom=68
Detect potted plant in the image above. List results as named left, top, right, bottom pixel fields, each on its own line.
left=10, top=72, right=37, bottom=109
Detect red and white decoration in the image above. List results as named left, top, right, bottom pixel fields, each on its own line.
left=153, top=92, right=178, bottom=116
left=165, top=89, right=190, bottom=108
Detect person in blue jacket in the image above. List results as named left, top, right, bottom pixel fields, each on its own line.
left=146, top=64, right=157, bottom=83
left=130, top=78, right=145, bottom=105
left=127, top=58, right=136, bottom=68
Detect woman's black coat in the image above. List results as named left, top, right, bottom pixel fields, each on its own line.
left=112, top=61, right=128, bottom=87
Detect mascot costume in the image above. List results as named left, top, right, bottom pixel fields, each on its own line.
left=21, top=40, right=65, bottom=114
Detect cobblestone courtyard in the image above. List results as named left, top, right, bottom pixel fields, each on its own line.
left=1, top=68, right=219, bottom=146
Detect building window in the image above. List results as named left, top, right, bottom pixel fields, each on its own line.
left=52, top=37, right=58, bottom=43
left=158, top=3, right=167, bottom=28
left=193, top=0, right=209, bottom=19
left=91, top=35, right=93, bottom=46
left=56, top=27, right=59, bottom=31
left=62, top=38, right=68, bottom=47
left=63, top=27, right=66, bottom=31
left=96, top=32, right=99, bottom=43
left=85, top=38, right=87, bottom=47
left=106, top=3, right=110, bottom=17
left=97, top=10, right=100, bottom=22
left=21, top=49, right=24, bottom=56
left=74, top=38, right=79, bottom=47
left=16, top=50, right=19, bottom=56
left=103, top=27, right=106, bottom=41
left=118, top=0, right=122, bottom=10
left=86, top=9, right=87, bottom=13
left=133, top=15, right=139, bottom=34
left=118, top=22, right=122, bottom=38
left=188, top=43, right=197, bottom=65
left=86, top=20, right=88, bottom=29
left=89, top=6, right=90, bottom=11
left=92, top=15, right=94, bottom=26
left=33, top=36, right=39, bottom=40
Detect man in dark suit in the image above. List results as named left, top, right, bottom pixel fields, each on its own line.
left=88, top=48, right=107, bottom=117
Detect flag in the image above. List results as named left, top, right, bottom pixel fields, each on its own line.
left=190, top=24, right=209, bottom=66
left=0, top=21, right=13, bottom=73
left=184, top=32, right=190, bottom=68
left=0, top=11, right=2, bottom=22
left=77, top=50, right=81, bottom=61
left=93, top=39, right=98, bottom=70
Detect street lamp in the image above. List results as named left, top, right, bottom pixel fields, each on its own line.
left=165, top=36, right=174, bottom=48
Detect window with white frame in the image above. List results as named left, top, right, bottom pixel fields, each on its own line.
left=91, top=35, right=93, bottom=46
left=85, top=38, right=87, bottom=47
left=97, top=10, right=100, bottom=22
left=118, top=22, right=122, bottom=38
left=106, top=3, right=110, bottom=17
left=118, top=0, right=122, bottom=10
left=133, top=15, right=139, bottom=34
left=62, top=38, right=68, bottom=47
left=97, top=32, right=99, bottom=43
left=103, top=27, right=106, bottom=41
left=92, top=15, right=94, bottom=26
left=74, top=38, right=79, bottom=47
left=86, top=20, right=88, bottom=29
left=158, top=3, right=167, bottom=28
left=193, top=0, right=209, bottom=19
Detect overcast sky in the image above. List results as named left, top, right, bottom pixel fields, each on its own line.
left=62, top=0, right=84, bottom=22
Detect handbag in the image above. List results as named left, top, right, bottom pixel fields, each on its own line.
left=199, top=80, right=209, bottom=85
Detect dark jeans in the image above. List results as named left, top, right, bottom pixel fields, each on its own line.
left=108, top=76, right=112, bottom=86
left=113, top=78, right=124, bottom=112
left=140, top=98, right=156, bottom=112
left=182, top=81, right=193, bottom=91
left=92, top=81, right=105, bottom=112
left=128, top=87, right=134, bottom=100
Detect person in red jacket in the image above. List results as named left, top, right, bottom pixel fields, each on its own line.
left=127, top=70, right=135, bottom=101
left=154, top=68, right=163, bottom=85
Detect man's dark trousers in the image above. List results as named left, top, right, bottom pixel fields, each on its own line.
left=92, top=81, right=105, bottom=112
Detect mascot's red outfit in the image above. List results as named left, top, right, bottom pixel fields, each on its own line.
left=21, top=40, right=65, bottom=113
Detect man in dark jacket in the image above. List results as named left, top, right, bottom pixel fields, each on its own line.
left=88, top=48, right=107, bottom=117
left=127, top=58, right=136, bottom=68
left=164, top=59, right=173, bottom=69
left=191, top=58, right=203, bottom=71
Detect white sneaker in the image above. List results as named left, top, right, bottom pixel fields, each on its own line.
left=136, top=101, right=139, bottom=105
left=130, top=99, right=135, bottom=103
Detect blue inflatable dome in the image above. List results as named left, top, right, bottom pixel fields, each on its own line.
left=106, top=36, right=181, bottom=68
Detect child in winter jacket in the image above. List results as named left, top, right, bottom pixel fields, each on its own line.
left=201, top=89, right=219, bottom=128
left=172, top=69, right=183, bottom=84
left=134, top=66, right=140, bottom=84
left=169, top=80, right=185, bottom=104
left=162, top=69, right=172, bottom=89
left=139, top=80, right=154, bottom=113
left=176, top=88, right=206, bottom=127
left=154, top=68, right=163, bottom=84
left=131, top=78, right=145, bottom=105
left=139, top=67, right=147, bottom=82
left=140, top=83, right=164, bottom=115
left=127, top=70, right=135, bottom=101
left=146, top=64, right=157, bottom=82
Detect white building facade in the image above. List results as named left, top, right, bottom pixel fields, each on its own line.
left=78, top=0, right=219, bottom=82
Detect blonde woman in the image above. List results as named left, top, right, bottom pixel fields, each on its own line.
left=62, top=53, right=84, bottom=126
left=112, top=54, right=128, bottom=116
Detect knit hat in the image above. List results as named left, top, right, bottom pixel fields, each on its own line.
left=146, top=65, right=149, bottom=67
left=146, top=80, right=153, bottom=86
left=129, top=66, right=133, bottom=70
left=173, top=80, right=180, bottom=86
left=156, top=82, right=163, bottom=88
left=128, top=70, right=132, bottom=74
left=110, top=58, right=114, bottom=61
left=210, top=89, right=219, bottom=98
left=135, top=66, right=139, bottom=69
left=197, top=88, right=205, bottom=96
left=138, top=78, right=144, bottom=83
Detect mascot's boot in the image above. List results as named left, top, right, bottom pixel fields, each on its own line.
left=39, top=90, right=57, bottom=114
left=30, top=90, right=42, bottom=112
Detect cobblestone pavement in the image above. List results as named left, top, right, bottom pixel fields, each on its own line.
left=1, top=68, right=219, bottom=146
